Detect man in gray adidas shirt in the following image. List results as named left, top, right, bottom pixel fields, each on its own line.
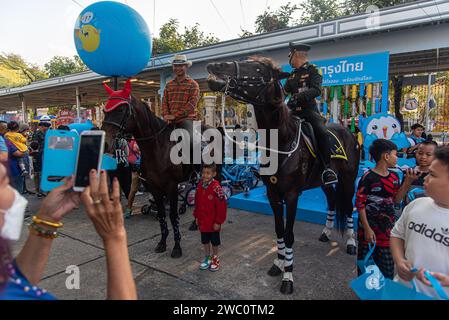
left=391, top=146, right=449, bottom=299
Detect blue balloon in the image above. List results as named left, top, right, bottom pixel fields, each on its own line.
left=74, top=1, right=152, bottom=77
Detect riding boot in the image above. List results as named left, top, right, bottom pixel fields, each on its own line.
left=316, top=140, right=338, bottom=185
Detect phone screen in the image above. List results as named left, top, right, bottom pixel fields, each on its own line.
left=75, top=135, right=103, bottom=188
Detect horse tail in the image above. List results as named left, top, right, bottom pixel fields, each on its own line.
left=334, top=128, right=360, bottom=234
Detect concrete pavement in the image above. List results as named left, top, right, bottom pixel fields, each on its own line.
left=12, top=192, right=358, bottom=300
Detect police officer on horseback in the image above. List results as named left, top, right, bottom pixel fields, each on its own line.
left=284, top=42, right=338, bottom=186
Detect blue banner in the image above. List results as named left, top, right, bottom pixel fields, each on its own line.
left=283, top=51, right=390, bottom=87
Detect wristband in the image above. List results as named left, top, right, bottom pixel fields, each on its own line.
left=28, top=223, right=59, bottom=239
left=32, top=215, right=63, bottom=228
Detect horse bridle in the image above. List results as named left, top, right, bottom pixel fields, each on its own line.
left=223, top=61, right=277, bottom=106
left=220, top=61, right=303, bottom=156
left=102, top=97, right=168, bottom=142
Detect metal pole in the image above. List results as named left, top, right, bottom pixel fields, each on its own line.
left=20, top=95, right=27, bottom=124
left=425, top=73, right=432, bottom=131
left=113, top=76, right=118, bottom=91
left=76, top=87, right=81, bottom=120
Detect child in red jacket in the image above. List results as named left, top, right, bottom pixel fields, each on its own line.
left=193, top=164, right=227, bottom=271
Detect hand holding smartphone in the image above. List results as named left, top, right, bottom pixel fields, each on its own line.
left=73, top=131, right=105, bottom=192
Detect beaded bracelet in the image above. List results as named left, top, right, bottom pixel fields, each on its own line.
left=28, top=222, right=59, bottom=239
left=32, top=216, right=63, bottom=229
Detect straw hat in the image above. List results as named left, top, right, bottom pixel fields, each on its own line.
left=172, top=54, right=192, bottom=67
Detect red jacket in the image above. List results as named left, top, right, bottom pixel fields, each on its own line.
left=193, top=179, right=227, bottom=233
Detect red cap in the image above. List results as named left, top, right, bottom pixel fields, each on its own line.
left=103, top=79, right=132, bottom=113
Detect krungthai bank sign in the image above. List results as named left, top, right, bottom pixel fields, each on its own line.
left=314, top=51, right=389, bottom=86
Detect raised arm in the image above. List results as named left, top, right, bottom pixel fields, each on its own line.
left=81, top=170, right=137, bottom=300
left=15, top=177, right=80, bottom=285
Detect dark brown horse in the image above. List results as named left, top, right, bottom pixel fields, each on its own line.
left=101, top=82, right=214, bottom=259
left=207, top=57, right=360, bottom=294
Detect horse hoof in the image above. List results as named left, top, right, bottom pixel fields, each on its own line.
left=346, top=245, right=357, bottom=256
left=267, top=264, right=283, bottom=277
left=154, top=242, right=167, bottom=253
left=171, top=245, right=183, bottom=258
left=318, top=233, right=330, bottom=242
left=280, top=280, right=294, bottom=295
left=188, top=221, right=198, bottom=231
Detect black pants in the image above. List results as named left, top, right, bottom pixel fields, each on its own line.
left=110, top=164, right=132, bottom=199
left=294, top=108, right=331, bottom=166
left=201, top=232, right=221, bottom=246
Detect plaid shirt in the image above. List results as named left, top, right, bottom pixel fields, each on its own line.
left=162, top=76, right=200, bottom=123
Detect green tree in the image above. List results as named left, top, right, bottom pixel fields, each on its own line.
left=254, top=2, right=299, bottom=33
left=342, top=0, right=418, bottom=15
left=152, top=19, right=184, bottom=55
left=0, top=53, right=47, bottom=88
left=182, top=23, right=220, bottom=49
left=301, top=0, right=342, bottom=23
left=44, top=55, right=87, bottom=78
left=152, top=19, right=220, bottom=56
left=239, top=28, right=254, bottom=38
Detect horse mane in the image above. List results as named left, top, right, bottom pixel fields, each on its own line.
left=248, top=56, right=297, bottom=142
left=130, top=95, right=167, bottom=133
left=248, top=55, right=281, bottom=72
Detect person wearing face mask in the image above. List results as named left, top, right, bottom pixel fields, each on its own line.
left=0, top=164, right=137, bottom=300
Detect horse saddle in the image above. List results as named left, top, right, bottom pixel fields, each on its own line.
left=301, top=121, right=348, bottom=161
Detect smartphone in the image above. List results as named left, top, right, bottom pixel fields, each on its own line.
left=73, top=131, right=105, bottom=192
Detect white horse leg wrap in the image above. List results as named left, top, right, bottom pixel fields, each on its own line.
left=277, top=238, right=285, bottom=257
left=345, top=216, right=355, bottom=243
left=273, top=258, right=285, bottom=270
left=325, top=210, right=336, bottom=230
left=284, top=247, right=293, bottom=269
left=282, top=272, right=294, bottom=282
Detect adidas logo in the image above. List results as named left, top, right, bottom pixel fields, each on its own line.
left=408, top=222, right=449, bottom=247
left=442, top=227, right=449, bottom=236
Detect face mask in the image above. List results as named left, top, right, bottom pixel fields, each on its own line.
left=0, top=189, right=28, bottom=241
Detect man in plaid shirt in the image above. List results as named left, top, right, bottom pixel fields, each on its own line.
left=162, top=54, right=200, bottom=125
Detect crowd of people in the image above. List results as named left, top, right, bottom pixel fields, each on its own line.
left=0, top=120, right=51, bottom=198
left=356, top=138, right=449, bottom=298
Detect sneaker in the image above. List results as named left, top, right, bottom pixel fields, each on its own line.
left=209, top=255, right=220, bottom=272
left=322, top=168, right=338, bottom=186
left=124, top=208, right=132, bottom=219
left=199, top=256, right=212, bottom=270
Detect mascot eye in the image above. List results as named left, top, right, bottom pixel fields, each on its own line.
left=392, top=124, right=397, bottom=129
left=372, top=125, right=378, bottom=130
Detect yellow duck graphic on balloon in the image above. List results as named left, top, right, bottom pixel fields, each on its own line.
left=75, top=24, right=101, bottom=52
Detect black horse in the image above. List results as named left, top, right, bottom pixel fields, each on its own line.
left=101, top=81, right=221, bottom=258
left=207, top=57, right=360, bottom=294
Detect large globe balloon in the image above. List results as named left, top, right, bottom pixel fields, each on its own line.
left=74, top=1, right=152, bottom=77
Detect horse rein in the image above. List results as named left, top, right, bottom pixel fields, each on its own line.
left=221, top=66, right=303, bottom=156
left=102, top=97, right=168, bottom=142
